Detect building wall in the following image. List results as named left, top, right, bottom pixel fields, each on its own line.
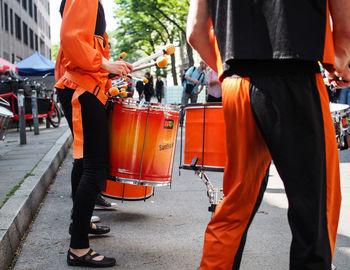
left=0, top=0, right=51, bottom=63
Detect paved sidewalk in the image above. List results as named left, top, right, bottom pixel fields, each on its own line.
left=0, top=119, right=72, bottom=269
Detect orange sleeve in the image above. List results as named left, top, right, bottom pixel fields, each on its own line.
left=60, top=0, right=103, bottom=72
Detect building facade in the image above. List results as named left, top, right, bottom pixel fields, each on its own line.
left=0, top=0, right=51, bottom=63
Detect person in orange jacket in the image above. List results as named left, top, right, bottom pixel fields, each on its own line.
left=55, top=0, right=133, bottom=267
left=186, top=0, right=350, bottom=269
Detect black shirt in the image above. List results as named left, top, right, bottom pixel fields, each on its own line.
left=207, top=0, right=327, bottom=76
left=60, top=0, right=106, bottom=36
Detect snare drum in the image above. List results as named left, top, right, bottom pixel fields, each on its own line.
left=330, top=102, right=350, bottom=150
left=181, top=103, right=226, bottom=171
left=0, top=104, right=13, bottom=140
left=102, top=180, right=153, bottom=201
left=109, top=100, right=180, bottom=186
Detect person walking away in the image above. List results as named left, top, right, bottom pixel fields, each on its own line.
left=206, top=68, right=222, bottom=102
left=55, top=0, right=133, bottom=267
left=155, top=76, right=164, bottom=103
left=187, top=0, right=350, bottom=269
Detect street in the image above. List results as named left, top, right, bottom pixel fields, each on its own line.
left=11, top=130, right=350, bottom=269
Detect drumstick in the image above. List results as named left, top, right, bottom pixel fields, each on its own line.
left=108, top=56, right=168, bottom=79
left=132, top=44, right=175, bottom=67
left=117, top=52, right=127, bottom=61
left=131, top=56, right=168, bottom=73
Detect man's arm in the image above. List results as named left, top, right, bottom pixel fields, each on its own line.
left=328, top=0, right=350, bottom=88
left=187, top=0, right=218, bottom=72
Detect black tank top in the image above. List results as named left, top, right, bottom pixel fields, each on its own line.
left=207, top=0, right=327, bottom=76
left=59, top=0, right=106, bottom=36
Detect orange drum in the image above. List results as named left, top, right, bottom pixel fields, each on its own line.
left=182, top=103, right=226, bottom=171
left=109, top=100, right=180, bottom=186
left=102, top=180, right=153, bottom=201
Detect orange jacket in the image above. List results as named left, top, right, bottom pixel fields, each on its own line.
left=55, top=0, right=111, bottom=105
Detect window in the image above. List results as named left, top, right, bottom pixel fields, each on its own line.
left=15, top=14, right=21, bottom=40
left=34, top=4, right=37, bottom=22
left=23, top=22, right=28, bottom=45
left=0, top=0, right=3, bottom=29
left=28, top=0, right=33, bottom=17
left=29, top=28, right=34, bottom=49
left=10, top=9, right=13, bottom=35
left=22, top=0, right=27, bottom=10
left=4, top=3, right=8, bottom=31
left=35, top=34, right=38, bottom=50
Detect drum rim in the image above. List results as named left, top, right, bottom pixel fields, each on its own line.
left=108, top=175, right=171, bottom=187
left=184, top=103, right=222, bottom=110
left=111, top=99, right=181, bottom=112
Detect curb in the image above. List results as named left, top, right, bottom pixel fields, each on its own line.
left=0, top=129, right=73, bottom=270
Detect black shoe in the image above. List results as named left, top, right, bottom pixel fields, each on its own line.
left=67, top=249, right=116, bottom=267
left=69, top=223, right=110, bottom=235
left=95, top=194, right=118, bottom=210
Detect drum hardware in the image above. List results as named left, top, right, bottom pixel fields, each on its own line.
left=189, top=157, right=224, bottom=215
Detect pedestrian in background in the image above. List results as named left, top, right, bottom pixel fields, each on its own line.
left=135, top=80, right=144, bottom=101
left=206, top=68, right=222, bottom=102
left=155, top=76, right=164, bottom=103
left=180, top=61, right=207, bottom=125
left=187, top=0, right=348, bottom=269
left=55, top=0, right=132, bottom=267
left=144, top=72, right=154, bottom=102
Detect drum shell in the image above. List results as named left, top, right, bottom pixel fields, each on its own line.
left=109, top=101, right=180, bottom=186
left=184, top=103, right=226, bottom=170
left=102, top=180, right=153, bottom=200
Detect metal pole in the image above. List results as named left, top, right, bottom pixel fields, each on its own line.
left=31, top=90, right=39, bottom=135
left=17, top=89, right=27, bottom=144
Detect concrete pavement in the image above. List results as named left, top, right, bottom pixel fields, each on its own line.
left=0, top=119, right=72, bottom=270
left=6, top=122, right=350, bottom=269
left=0, top=100, right=349, bottom=269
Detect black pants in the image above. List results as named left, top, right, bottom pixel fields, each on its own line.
left=207, top=94, right=222, bottom=102
left=156, top=89, right=162, bottom=103
left=58, top=88, right=109, bottom=249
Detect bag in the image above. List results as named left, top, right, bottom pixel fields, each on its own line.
left=185, top=83, right=194, bottom=94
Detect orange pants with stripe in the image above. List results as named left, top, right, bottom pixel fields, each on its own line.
left=200, top=72, right=341, bottom=270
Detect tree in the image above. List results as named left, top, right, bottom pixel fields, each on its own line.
left=112, top=0, right=192, bottom=85
left=51, top=44, right=60, bottom=61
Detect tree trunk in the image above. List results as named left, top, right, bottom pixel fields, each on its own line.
left=170, top=53, right=178, bottom=85
left=186, top=42, right=194, bottom=67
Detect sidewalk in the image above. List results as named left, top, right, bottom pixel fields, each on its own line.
left=0, top=119, right=72, bottom=270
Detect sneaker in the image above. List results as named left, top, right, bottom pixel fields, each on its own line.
left=332, top=264, right=336, bottom=270
left=91, top=215, right=101, bottom=223
left=95, top=194, right=118, bottom=210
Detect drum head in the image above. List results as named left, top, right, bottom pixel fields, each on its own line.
left=0, top=105, right=13, bottom=117
left=330, top=102, right=349, bottom=113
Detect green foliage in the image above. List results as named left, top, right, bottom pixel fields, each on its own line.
left=51, top=44, right=60, bottom=61
left=111, top=0, right=188, bottom=61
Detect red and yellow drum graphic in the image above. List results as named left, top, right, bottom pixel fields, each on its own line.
left=109, top=100, right=180, bottom=186
left=102, top=180, right=153, bottom=200
left=184, top=103, right=226, bottom=170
